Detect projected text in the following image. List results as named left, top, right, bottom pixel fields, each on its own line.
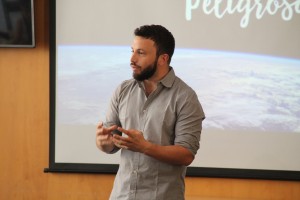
left=186, top=0, right=300, bottom=28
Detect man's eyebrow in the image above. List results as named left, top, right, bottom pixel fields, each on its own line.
left=131, top=47, right=145, bottom=52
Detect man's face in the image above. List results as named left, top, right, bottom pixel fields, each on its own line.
left=130, top=36, right=158, bottom=81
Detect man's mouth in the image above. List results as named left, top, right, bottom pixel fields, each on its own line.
left=131, top=63, right=140, bottom=71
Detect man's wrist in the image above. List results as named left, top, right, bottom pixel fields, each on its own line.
left=142, top=141, right=153, bottom=155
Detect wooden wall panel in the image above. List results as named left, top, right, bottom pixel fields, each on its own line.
left=185, top=177, right=300, bottom=200
left=0, top=0, right=50, bottom=198
left=0, top=0, right=299, bottom=199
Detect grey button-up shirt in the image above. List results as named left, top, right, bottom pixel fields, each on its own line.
left=105, top=68, right=205, bottom=200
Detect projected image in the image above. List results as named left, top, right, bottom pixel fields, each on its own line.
left=57, top=46, right=300, bottom=133
left=51, top=0, right=300, bottom=176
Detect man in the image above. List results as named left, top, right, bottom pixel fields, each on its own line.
left=96, top=25, right=205, bottom=200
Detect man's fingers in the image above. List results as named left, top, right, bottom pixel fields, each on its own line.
left=113, top=134, right=124, bottom=141
left=107, top=125, right=118, bottom=132
left=97, top=121, right=103, bottom=128
left=113, top=134, right=130, bottom=144
left=115, top=143, right=128, bottom=150
left=97, top=122, right=118, bottom=135
left=117, top=127, right=135, bottom=137
left=117, top=127, right=142, bottom=138
left=117, top=127, right=127, bottom=134
left=113, top=136, right=129, bottom=150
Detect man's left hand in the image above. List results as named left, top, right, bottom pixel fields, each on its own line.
left=112, top=127, right=152, bottom=153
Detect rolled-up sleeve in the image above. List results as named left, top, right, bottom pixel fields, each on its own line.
left=174, top=91, right=205, bottom=155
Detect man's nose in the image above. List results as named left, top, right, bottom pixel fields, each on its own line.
left=130, top=52, right=137, bottom=63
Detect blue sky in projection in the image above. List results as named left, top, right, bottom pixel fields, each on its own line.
left=56, top=45, right=300, bottom=133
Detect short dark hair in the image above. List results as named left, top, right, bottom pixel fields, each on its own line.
left=134, top=25, right=175, bottom=64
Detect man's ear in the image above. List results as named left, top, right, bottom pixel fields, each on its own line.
left=158, top=54, right=170, bottom=65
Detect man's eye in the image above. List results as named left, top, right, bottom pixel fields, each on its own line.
left=131, top=49, right=145, bottom=55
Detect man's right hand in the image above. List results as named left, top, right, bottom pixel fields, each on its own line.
left=96, top=122, right=118, bottom=153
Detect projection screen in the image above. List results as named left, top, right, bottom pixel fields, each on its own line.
left=47, top=0, right=300, bottom=180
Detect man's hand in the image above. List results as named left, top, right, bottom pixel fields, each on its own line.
left=113, top=127, right=194, bottom=166
left=112, top=127, right=152, bottom=153
left=96, top=122, right=118, bottom=153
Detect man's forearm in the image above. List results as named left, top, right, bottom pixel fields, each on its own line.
left=143, top=143, right=194, bottom=166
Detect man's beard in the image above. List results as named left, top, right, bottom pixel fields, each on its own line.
left=132, top=58, right=158, bottom=81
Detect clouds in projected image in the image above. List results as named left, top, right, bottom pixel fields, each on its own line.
left=57, top=46, right=300, bottom=133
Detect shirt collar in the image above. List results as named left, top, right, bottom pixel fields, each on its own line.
left=136, top=67, right=175, bottom=88
left=159, top=67, right=175, bottom=88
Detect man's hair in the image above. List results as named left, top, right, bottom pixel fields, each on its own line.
left=134, top=25, right=175, bottom=64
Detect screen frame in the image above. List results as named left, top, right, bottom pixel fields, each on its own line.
left=0, top=0, right=35, bottom=48
left=45, top=0, right=300, bottom=181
